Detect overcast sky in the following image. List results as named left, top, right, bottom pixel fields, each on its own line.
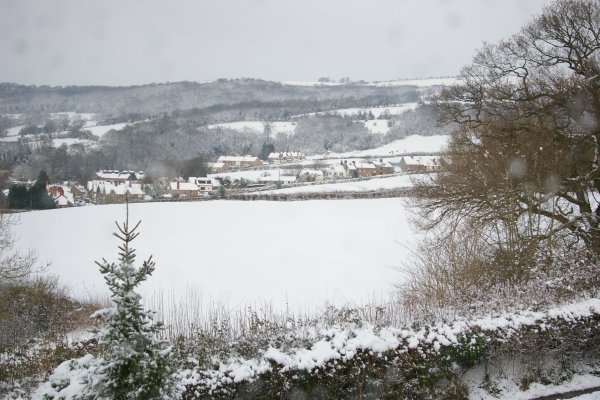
left=0, top=0, right=556, bottom=86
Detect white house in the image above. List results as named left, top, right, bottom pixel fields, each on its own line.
left=188, top=177, right=213, bottom=193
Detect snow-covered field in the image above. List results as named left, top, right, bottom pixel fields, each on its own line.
left=310, top=134, right=449, bottom=159
left=208, top=121, right=296, bottom=135
left=362, top=119, right=391, bottom=134
left=295, top=103, right=419, bottom=119
left=370, top=77, right=458, bottom=87
left=209, top=168, right=290, bottom=182
left=84, top=122, right=130, bottom=137
left=260, top=175, right=413, bottom=195
left=14, top=199, right=415, bottom=311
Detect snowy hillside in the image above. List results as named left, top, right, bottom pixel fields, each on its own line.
left=310, top=134, right=449, bottom=159
left=14, top=199, right=415, bottom=312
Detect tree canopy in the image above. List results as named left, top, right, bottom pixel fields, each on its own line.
left=414, top=0, right=600, bottom=265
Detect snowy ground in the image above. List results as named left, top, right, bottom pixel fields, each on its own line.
left=208, top=121, right=296, bottom=135
left=209, top=168, right=291, bottom=182
left=362, top=119, right=392, bottom=134
left=14, top=199, right=415, bottom=313
left=84, top=122, right=130, bottom=137
left=259, top=175, right=413, bottom=195
left=369, top=77, right=458, bottom=87
left=309, top=134, right=449, bottom=159
left=294, top=103, right=419, bottom=119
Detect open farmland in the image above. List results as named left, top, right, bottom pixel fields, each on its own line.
left=14, top=198, right=416, bottom=313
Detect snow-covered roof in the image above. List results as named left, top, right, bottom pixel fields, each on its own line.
left=87, top=180, right=145, bottom=196
left=299, top=168, right=324, bottom=176
left=354, top=163, right=376, bottom=169
left=217, top=156, right=260, bottom=163
left=188, top=177, right=213, bottom=185
left=257, top=175, right=297, bottom=183
left=96, top=170, right=144, bottom=181
left=170, top=181, right=199, bottom=191
left=54, top=195, right=73, bottom=207
left=267, top=152, right=305, bottom=159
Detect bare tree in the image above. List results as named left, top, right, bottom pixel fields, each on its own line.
left=0, top=213, right=38, bottom=282
left=415, top=0, right=600, bottom=264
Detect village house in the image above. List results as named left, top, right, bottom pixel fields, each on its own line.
left=48, top=184, right=75, bottom=207
left=340, top=159, right=395, bottom=178
left=257, top=174, right=297, bottom=185
left=267, top=152, right=306, bottom=164
left=169, top=179, right=199, bottom=198
left=207, top=162, right=226, bottom=174
left=94, top=170, right=145, bottom=184
left=399, top=156, right=442, bottom=172
left=298, top=168, right=324, bottom=182
left=87, top=181, right=146, bottom=204
left=188, top=177, right=213, bottom=194
left=328, top=164, right=348, bottom=179
left=217, top=156, right=262, bottom=170
left=371, top=159, right=395, bottom=175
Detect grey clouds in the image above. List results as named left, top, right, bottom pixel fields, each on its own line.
left=0, top=0, right=556, bottom=86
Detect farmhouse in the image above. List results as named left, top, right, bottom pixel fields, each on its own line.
left=399, top=156, right=441, bottom=172
left=169, top=180, right=199, bottom=198
left=217, top=156, right=262, bottom=170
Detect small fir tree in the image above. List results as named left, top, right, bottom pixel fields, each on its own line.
left=90, top=205, right=174, bottom=399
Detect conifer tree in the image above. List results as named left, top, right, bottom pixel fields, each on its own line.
left=90, top=204, right=174, bottom=399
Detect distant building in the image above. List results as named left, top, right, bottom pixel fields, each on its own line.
left=298, top=168, right=324, bottom=182
left=188, top=177, right=213, bottom=193
left=399, top=156, right=441, bottom=172
left=341, top=159, right=394, bottom=177
left=328, top=164, right=348, bottom=179
left=95, top=170, right=145, bottom=184
left=217, top=156, right=262, bottom=170
left=169, top=180, right=199, bottom=198
left=87, top=181, right=146, bottom=204
left=371, top=159, right=395, bottom=175
left=257, top=175, right=297, bottom=185
left=208, top=162, right=226, bottom=174
left=267, top=152, right=306, bottom=164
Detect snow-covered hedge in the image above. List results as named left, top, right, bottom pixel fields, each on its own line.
left=172, top=298, right=600, bottom=399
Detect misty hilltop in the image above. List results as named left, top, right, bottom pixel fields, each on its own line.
left=0, top=78, right=445, bottom=117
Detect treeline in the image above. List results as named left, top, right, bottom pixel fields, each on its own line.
left=0, top=79, right=426, bottom=115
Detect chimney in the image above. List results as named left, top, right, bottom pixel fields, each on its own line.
left=177, top=180, right=180, bottom=190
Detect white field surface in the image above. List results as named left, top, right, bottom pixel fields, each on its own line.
left=85, top=122, right=130, bottom=137
left=362, top=119, right=391, bottom=134
left=310, top=134, right=450, bottom=159
left=295, top=103, right=419, bottom=119
left=260, top=175, right=413, bottom=195
left=369, top=77, right=459, bottom=87
left=14, top=199, right=415, bottom=312
left=209, top=168, right=291, bottom=182
left=208, top=121, right=296, bottom=135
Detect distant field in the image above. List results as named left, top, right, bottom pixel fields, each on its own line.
left=14, top=199, right=416, bottom=312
